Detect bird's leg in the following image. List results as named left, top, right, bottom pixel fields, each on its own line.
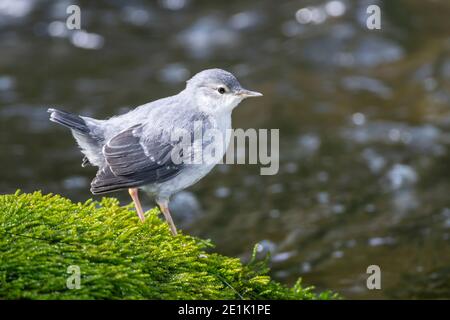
left=156, top=198, right=178, bottom=236
left=128, top=188, right=146, bottom=222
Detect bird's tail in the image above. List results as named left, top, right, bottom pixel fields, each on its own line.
left=48, top=108, right=90, bottom=134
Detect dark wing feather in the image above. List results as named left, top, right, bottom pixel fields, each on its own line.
left=90, top=124, right=183, bottom=194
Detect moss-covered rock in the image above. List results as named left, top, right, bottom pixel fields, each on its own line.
left=0, top=191, right=335, bottom=300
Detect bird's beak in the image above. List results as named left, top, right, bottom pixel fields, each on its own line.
left=236, top=89, right=263, bottom=98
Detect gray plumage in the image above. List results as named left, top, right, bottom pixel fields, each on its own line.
left=48, top=68, right=262, bottom=233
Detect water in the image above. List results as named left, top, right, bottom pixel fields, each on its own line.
left=1, top=0, right=450, bottom=299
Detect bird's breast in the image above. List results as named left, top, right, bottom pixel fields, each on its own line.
left=209, top=113, right=232, bottom=154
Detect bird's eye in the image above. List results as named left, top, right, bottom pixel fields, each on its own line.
left=218, top=87, right=226, bottom=94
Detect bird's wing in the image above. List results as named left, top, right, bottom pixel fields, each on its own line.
left=90, top=124, right=184, bottom=194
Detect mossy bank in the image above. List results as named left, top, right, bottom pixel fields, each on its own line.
left=0, top=191, right=335, bottom=300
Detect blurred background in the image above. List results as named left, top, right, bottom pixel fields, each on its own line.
left=1, top=0, right=450, bottom=299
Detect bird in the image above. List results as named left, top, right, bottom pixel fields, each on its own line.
left=48, top=68, right=262, bottom=236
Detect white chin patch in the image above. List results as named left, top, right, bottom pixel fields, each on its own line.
left=229, top=96, right=244, bottom=109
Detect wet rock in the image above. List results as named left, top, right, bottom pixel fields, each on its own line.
left=268, top=183, right=284, bottom=194
left=177, top=15, right=239, bottom=58
left=255, top=239, right=277, bottom=257
left=0, top=75, right=15, bottom=91
left=351, top=36, right=404, bottom=67
left=122, top=6, right=153, bottom=26
left=317, top=192, right=329, bottom=204
left=362, top=148, right=386, bottom=174
left=0, top=0, right=35, bottom=21
left=332, top=250, right=344, bottom=258
left=269, top=209, right=281, bottom=219
left=229, top=11, right=261, bottom=31
left=368, top=236, right=396, bottom=247
left=386, top=164, right=418, bottom=190
left=70, top=30, right=104, bottom=50
left=47, top=21, right=69, bottom=38
left=351, top=112, right=366, bottom=126
left=159, top=0, right=188, bottom=11
left=297, top=133, right=321, bottom=157
left=169, top=191, right=202, bottom=227
left=342, top=76, right=392, bottom=98
left=63, top=176, right=88, bottom=189
left=301, top=261, right=312, bottom=273
left=214, top=186, right=231, bottom=199
left=343, top=121, right=444, bottom=155
left=272, top=251, right=296, bottom=263
left=159, top=63, right=190, bottom=83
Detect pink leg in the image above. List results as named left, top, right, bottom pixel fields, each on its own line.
left=128, top=188, right=145, bottom=222
left=156, top=198, right=178, bottom=236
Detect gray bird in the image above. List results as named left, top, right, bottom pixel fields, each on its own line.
left=48, top=68, right=262, bottom=235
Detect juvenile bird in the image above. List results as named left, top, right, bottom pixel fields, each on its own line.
left=48, top=68, right=262, bottom=235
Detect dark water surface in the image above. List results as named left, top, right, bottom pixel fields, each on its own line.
left=1, top=0, right=450, bottom=299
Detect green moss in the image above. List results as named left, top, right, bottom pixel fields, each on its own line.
left=0, top=191, right=336, bottom=300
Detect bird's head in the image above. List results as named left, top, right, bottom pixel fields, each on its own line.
left=185, top=68, right=262, bottom=114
